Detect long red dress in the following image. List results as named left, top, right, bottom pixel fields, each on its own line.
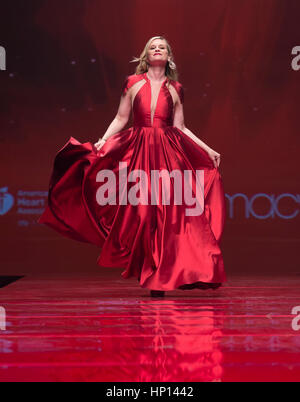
left=38, top=72, right=227, bottom=291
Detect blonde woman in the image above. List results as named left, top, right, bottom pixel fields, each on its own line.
left=39, top=36, right=227, bottom=298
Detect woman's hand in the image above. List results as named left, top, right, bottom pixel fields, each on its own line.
left=94, top=138, right=107, bottom=151
left=207, top=149, right=221, bottom=168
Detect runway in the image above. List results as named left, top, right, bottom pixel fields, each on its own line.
left=0, top=272, right=299, bottom=382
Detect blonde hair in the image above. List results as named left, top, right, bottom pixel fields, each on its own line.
left=129, top=36, right=179, bottom=86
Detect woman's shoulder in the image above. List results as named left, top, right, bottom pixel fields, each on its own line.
left=121, top=73, right=144, bottom=96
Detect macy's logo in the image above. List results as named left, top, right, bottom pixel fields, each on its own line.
left=0, top=187, right=14, bottom=215
left=226, top=193, right=300, bottom=219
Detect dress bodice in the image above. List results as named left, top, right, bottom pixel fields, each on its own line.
left=121, top=72, right=184, bottom=128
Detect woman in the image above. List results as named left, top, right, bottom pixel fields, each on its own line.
left=38, top=36, right=227, bottom=297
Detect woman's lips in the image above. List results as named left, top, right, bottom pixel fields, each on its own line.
left=154, top=53, right=161, bottom=55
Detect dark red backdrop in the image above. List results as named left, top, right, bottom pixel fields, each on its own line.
left=0, top=0, right=299, bottom=275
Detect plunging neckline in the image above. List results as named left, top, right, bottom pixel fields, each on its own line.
left=144, top=72, right=168, bottom=126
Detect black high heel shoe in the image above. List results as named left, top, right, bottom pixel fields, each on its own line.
left=150, top=290, right=165, bottom=297
left=179, top=282, right=222, bottom=291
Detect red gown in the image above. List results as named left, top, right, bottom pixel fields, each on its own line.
left=38, top=72, right=227, bottom=291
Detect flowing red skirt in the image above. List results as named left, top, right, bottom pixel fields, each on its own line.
left=38, top=126, right=227, bottom=291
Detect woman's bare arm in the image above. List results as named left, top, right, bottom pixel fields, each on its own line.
left=173, top=100, right=213, bottom=153
left=95, top=89, right=132, bottom=148
left=173, top=97, right=221, bottom=168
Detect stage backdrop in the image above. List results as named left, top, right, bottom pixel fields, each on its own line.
left=0, top=0, right=299, bottom=275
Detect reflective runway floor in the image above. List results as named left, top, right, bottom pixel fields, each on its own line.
left=0, top=272, right=299, bottom=382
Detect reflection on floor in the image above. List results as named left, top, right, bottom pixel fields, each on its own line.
left=0, top=272, right=299, bottom=382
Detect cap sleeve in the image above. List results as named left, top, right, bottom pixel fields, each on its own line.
left=121, top=74, right=145, bottom=97
left=178, top=83, right=184, bottom=104
left=121, top=75, right=130, bottom=97
left=171, top=81, right=184, bottom=104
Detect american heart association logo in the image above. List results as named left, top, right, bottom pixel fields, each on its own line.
left=0, top=187, right=14, bottom=215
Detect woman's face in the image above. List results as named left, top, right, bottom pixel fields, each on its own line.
left=147, top=39, right=169, bottom=66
